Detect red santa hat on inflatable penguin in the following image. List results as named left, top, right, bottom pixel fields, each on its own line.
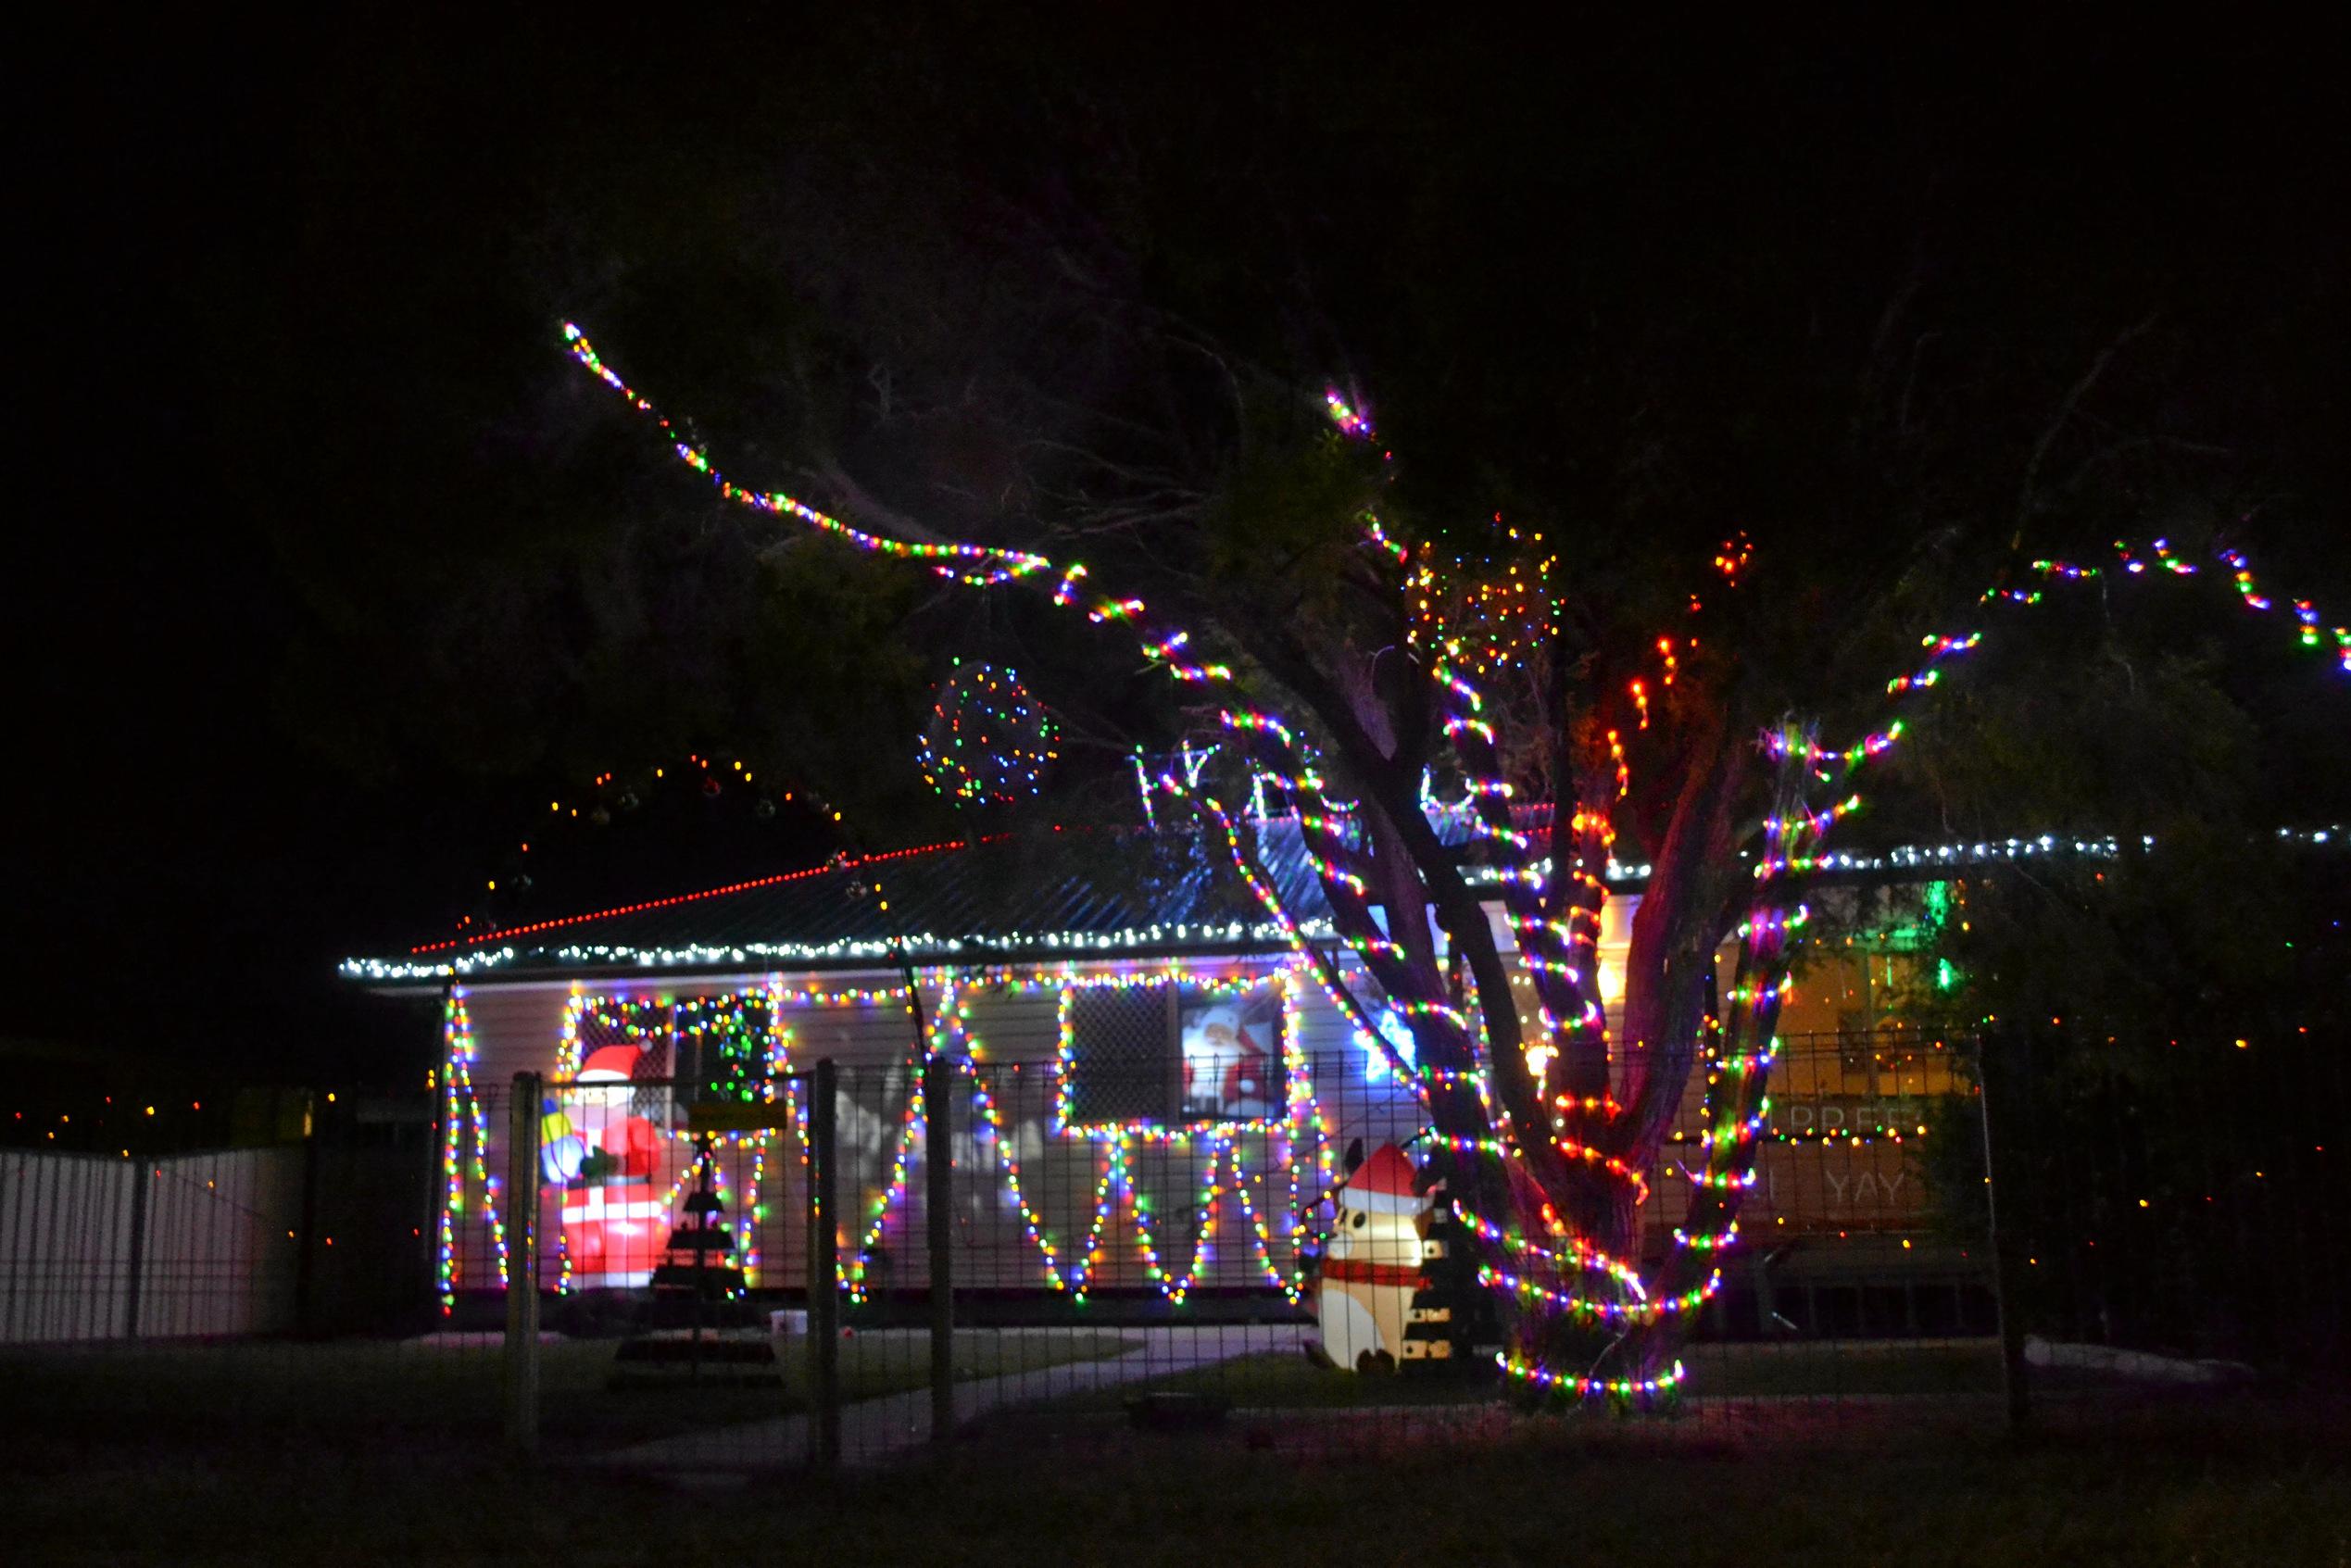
left=1344, top=1143, right=1428, bottom=1216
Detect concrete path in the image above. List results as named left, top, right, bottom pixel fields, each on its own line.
left=595, top=1323, right=1306, bottom=1472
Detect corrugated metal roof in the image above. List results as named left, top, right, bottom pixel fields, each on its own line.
left=343, top=814, right=1411, bottom=985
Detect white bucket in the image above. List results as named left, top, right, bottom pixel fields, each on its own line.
left=770, top=1309, right=811, bottom=1394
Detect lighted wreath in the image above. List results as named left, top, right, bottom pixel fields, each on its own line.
left=916, top=659, right=1059, bottom=805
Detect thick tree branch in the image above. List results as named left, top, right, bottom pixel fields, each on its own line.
left=1241, top=624, right=1573, bottom=1197
left=2010, top=312, right=2158, bottom=550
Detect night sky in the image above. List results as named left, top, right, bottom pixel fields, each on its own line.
left=14, top=13, right=2342, bottom=1089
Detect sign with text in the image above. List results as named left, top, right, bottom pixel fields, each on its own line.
left=685, top=1100, right=796, bottom=1134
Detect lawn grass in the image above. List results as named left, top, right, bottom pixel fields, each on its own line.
left=0, top=1388, right=2339, bottom=1567
left=1678, top=1336, right=2005, bottom=1398
left=4, top=1333, right=2337, bottom=1566
left=0, top=1327, right=1137, bottom=1459
left=1038, top=1338, right=2005, bottom=1414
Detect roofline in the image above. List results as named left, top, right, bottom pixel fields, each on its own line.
left=382, top=808, right=1550, bottom=964
left=343, top=823, right=2344, bottom=991
left=352, top=935, right=1315, bottom=996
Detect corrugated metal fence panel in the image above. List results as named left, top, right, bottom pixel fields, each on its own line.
left=1, top=1151, right=136, bottom=1343
left=1, top=1148, right=302, bottom=1344
left=136, top=1148, right=304, bottom=1337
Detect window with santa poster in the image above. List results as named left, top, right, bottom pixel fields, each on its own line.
left=1056, top=970, right=1291, bottom=1137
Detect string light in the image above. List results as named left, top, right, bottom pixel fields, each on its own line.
left=934, top=982, right=1067, bottom=1291
left=562, top=324, right=1050, bottom=585
left=918, top=659, right=1060, bottom=805
left=435, top=957, right=1364, bottom=1306
left=1480, top=1262, right=1722, bottom=1325
left=1885, top=633, right=1981, bottom=695
left=435, top=991, right=507, bottom=1310
left=2030, top=538, right=2350, bottom=673
left=1501, top=1350, right=1687, bottom=1402
left=538, top=987, right=791, bottom=1293
left=1447, top=1199, right=1646, bottom=1296
left=405, top=837, right=994, bottom=958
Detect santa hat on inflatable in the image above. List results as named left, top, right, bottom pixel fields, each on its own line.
left=579, top=1045, right=642, bottom=1083
left=1340, top=1143, right=1428, bottom=1216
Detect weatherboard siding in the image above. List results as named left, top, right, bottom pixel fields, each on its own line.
left=437, top=956, right=1424, bottom=1298
left=432, top=943, right=1930, bottom=1305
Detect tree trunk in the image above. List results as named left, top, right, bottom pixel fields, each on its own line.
left=1619, top=709, right=1749, bottom=1165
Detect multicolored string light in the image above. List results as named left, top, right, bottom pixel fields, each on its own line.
left=1500, top=1350, right=1687, bottom=1402
left=434, top=990, right=509, bottom=1309
left=917, top=659, right=1061, bottom=805
left=562, top=324, right=1050, bottom=586
left=933, top=981, right=1068, bottom=1291
left=548, top=321, right=1943, bottom=1397
left=2030, top=538, right=2349, bottom=674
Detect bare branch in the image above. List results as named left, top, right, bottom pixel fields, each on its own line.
left=2012, top=312, right=2159, bottom=550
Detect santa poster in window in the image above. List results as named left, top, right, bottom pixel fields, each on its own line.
left=1178, top=990, right=1281, bottom=1121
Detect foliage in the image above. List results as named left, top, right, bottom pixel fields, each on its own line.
left=1919, top=1009, right=2350, bottom=1374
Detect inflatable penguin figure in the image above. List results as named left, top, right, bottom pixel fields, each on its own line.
left=1314, top=1142, right=1431, bottom=1372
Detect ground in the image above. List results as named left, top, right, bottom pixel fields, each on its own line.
left=0, top=1328, right=1136, bottom=1457
left=2, top=1336, right=2342, bottom=1565
left=3, top=1392, right=2341, bottom=1566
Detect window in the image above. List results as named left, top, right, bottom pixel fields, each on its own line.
left=1059, top=975, right=1287, bottom=1134
left=672, top=996, right=774, bottom=1110
left=1063, top=985, right=1175, bottom=1127
left=562, top=994, right=776, bottom=1127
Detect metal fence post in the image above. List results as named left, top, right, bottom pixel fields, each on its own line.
left=924, top=1046, right=955, bottom=1443
left=504, top=1073, right=543, bottom=1458
left=1975, top=1035, right=2030, bottom=1428
left=809, top=1060, right=841, bottom=1469
left=294, top=1092, right=323, bottom=1336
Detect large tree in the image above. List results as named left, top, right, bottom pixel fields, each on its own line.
left=542, top=185, right=2348, bottom=1393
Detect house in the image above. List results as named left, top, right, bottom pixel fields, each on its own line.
left=344, top=811, right=2010, bottom=1326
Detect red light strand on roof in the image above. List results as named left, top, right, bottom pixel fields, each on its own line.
left=407, top=837, right=996, bottom=954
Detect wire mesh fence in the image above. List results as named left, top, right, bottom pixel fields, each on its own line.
left=1970, top=1019, right=2350, bottom=1399
left=3, top=1022, right=2335, bottom=1474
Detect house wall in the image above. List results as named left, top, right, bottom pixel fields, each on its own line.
left=437, top=956, right=1427, bottom=1301
left=431, top=897, right=1939, bottom=1305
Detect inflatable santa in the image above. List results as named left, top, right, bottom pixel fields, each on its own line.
left=1314, top=1142, right=1432, bottom=1372
left=539, top=1044, right=664, bottom=1288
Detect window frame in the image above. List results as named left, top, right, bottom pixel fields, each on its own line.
left=1053, top=967, right=1295, bottom=1141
